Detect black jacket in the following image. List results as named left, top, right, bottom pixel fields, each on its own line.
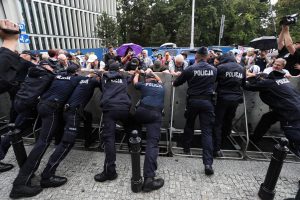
left=245, top=74, right=300, bottom=121
left=15, top=66, right=54, bottom=105
left=100, top=71, right=132, bottom=111
left=173, top=60, right=217, bottom=97
left=0, top=47, right=22, bottom=94
left=216, top=54, right=245, bottom=102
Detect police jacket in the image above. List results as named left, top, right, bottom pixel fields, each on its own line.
left=0, top=47, right=22, bottom=94
left=100, top=71, right=132, bottom=111
left=41, top=72, right=84, bottom=104
left=66, top=77, right=100, bottom=108
left=245, top=74, right=300, bottom=122
left=173, top=60, right=217, bottom=97
left=216, top=54, right=245, bottom=102
left=134, top=80, right=165, bottom=110
left=15, top=66, right=54, bottom=105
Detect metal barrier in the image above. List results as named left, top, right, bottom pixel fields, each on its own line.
left=0, top=73, right=299, bottom=162
left=169, top=83, right=247, bottom=159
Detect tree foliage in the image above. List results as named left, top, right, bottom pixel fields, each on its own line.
left=275, top=0, right=300, bottom=42
left=95, top=0, right=299, bottom=47
left=95, top=12, right=118, bottom=47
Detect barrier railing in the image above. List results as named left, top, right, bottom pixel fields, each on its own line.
left=0, top=73, right=299, bottom=162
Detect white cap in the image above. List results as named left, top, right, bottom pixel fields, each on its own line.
left=87, top=54, right=98, bottom=63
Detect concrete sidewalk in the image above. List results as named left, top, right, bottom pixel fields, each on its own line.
left=1, top=146, right=299, bottom=200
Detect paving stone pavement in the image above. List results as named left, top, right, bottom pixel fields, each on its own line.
left=1, top=146, right=299, bottom=200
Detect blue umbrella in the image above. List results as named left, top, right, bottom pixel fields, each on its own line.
left=116, top=43, right=143, bottom=57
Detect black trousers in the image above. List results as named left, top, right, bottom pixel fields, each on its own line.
left=251, top=110, right=279, bottom=142
left=213, top=100, right=239, bottom=151
left=0, top=100, right=37, bottom=161
left=101, top=110, right=132, bottom=175
left=183, top=99, right=214, bottom=165
left=41, top=108, right=81, bottom=179
left=13, top=102, right=62, bottom=186
left=135, top=106, right=162, bottom=178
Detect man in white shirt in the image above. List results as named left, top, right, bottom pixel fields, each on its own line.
left=263, top=58, right=291, bottom=77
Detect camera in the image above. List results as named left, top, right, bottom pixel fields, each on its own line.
left=279, top=13, right=298, bottom=26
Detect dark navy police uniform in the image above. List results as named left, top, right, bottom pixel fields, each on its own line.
left=134, top=79, right=165, bottom=178
left=173, top=59, right=217, bottom=166
left=0, top=65, right=54, bottom=161
left=245, top=71, right=300, bottom=155
left=41, top=77, right=99, bottom=179
left=213, top=54, right=245, bottom=153
left=13, top=72, right=83, bottom=186
left=99, top=70, right=133, bottom=176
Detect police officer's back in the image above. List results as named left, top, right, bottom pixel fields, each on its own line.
left=15, top=60, right=55, bottom=110
left=245, top=70, right=300, bottom=156
left=100, top=64, right=132, bottom=111
left=95, top=63, right=133, bottom=183
left=213, top=53, right=245, bottom=157
left=11, top=64, right=84, bottom=198
left=173, top=47, right=217, bottom=175
left=39, top=75, right=100, bottom=185
left=133, top=70, right=165, bottom=192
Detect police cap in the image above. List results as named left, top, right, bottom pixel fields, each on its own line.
left=196, top=46, right=208, bottom=55
left=67, top=64, right=80, bottom=74
left=268, top=70, right=286, bottom=79
left=145, top=72, right=156, bottom=79
left=109, top=63, right=120, bottom=71
left=39, top=60, right=51, bottom=66
left=21, top=50, right=37, bottom=60
left=130, top=58, right=139, bottom=67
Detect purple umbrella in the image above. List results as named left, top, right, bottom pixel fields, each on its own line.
left=116, top=43, right=143, bottom=57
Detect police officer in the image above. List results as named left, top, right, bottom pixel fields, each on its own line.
left=245, top=70, right=300, bottom=157
left=40, top=75, right=100, bottom=188
left=133, top=69, right=165, bottom=192
left=94, top=63, right=133, bottom=183
left=173, top=47, right=217, bottom=175
left=213, top=53, right=245, bottom=157
left=10, top=65, right=84, bottom=199
left=0, top=60, right=54, bottom=173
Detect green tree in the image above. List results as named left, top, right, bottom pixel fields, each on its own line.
left=95, top=12, right=119, bottom=47
left=150, top=23, right=167, bottom=46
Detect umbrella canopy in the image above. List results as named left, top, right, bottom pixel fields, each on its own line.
left=249, top=36, right=278, bottom=50
left=212, top=48, right=223, bottom=53
left=116, top=43, right=143, bottom=57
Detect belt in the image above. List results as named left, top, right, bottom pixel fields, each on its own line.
left=139, top=102, right=163, bottom=112
left=188, top=95, right=212, bottom=100
left=64, top=104, right=81, bottom=112
left=41, top=100, right=63, bottom=109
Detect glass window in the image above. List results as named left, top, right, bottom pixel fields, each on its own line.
left=35, top=37, right=40, bottom=50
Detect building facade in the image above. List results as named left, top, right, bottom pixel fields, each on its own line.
left=0, top=0, right=117, bottom=51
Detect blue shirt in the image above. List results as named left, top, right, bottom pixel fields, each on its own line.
left=135, top=81, right=165, bottom=110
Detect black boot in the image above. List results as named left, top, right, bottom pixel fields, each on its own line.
left=0, top=162, right=14, bottom=172
left=204, top=165, right=214, bottom=175
left=94, top=171, right=118, bottom=182
left=213, top=150, right=224, bottom=158
left=142, top=177, right=164, bottom=192
left=9, top=185, right=43, bottom=199
left=40, top=175, right=68, bottom=188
